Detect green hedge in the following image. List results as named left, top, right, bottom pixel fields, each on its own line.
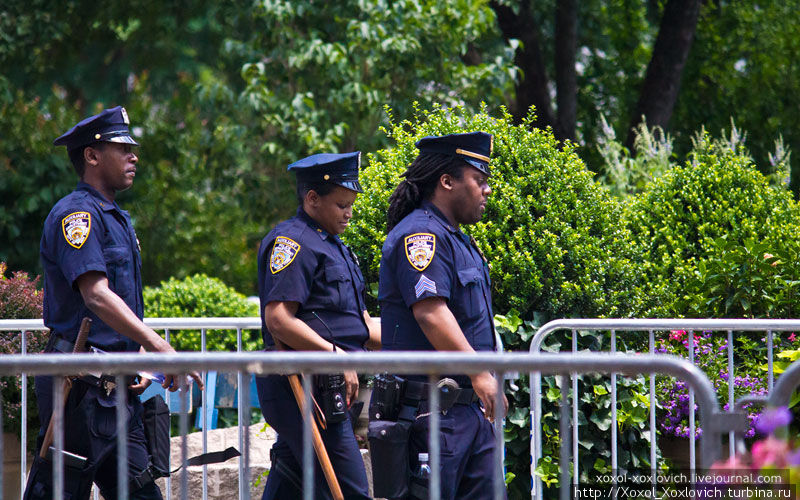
left=625, top=135, right=800, bottom=316
left=143, top=274, right=260, bottom=352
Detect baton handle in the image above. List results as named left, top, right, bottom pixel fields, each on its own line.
left=39, top=318, right=92, bottom=459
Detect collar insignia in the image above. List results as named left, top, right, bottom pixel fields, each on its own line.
left=62, top=212, right=92, bottom=249
left=405, top=233, right=436, bottom=271
left=270, top=236, right=301, bottom=274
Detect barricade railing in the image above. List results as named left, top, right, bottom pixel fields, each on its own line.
left=529, top=318, right=800, bottom=500
left=0, top=350, right=724, bottom=500
left=0, top=317, right=264, bottom=500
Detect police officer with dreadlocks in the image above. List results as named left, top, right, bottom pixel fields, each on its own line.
left=369, top=132, right=508, bottom=499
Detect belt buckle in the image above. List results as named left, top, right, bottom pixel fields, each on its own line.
left=436, top=378, right=460, bottom=415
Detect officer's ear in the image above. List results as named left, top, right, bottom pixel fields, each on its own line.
left=305, top=189, right=321, bottom=208
left=439, top=173, right=455, bottom=192
left=83, top=144, right=103, bottom=169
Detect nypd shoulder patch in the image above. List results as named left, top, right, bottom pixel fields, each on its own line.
left=61, top=212, right=92, bottom=249
left=405, top=233, right=436, bottom=271
left=270, top=236, right=301, bottom=274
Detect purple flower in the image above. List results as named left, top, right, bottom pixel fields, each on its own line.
left=755, top=407, right=792, bottom=435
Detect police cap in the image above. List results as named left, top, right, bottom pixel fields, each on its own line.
left=288, top=152, right=363, bottom=193
left=53, top=106, right=139, bottom=150
left=415, top=131, right=493, bottom=175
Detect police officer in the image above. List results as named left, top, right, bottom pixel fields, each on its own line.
left=26, top=106, right=203, bottom=500
left=377, top=132, right=508, bottom=499
left=255, top=152, right=380, bottom=500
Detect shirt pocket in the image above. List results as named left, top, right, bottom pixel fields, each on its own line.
left=454, top=267, right=486, bottom=323
left=324, top=264, right=353, bottom=310
left=102, top=246, right=133, bottom=299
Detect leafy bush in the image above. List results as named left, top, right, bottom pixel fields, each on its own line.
left=344, top=104, right=652, bottom=497
left=625, top=132, right=800, bottom=316
left=347, top=104, right=650, bottom=321
left=0, top=262, right=46, bottom=440
left=143, top=274, right=260, bottom=352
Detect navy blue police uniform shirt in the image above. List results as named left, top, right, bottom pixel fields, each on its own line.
left=40, top=182, right=143, bottom=352
left=379, top=200, right=495, bottom=360
left=257, top=207, right=369, bottom=352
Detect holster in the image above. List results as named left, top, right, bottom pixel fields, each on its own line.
left=23, top=454, right=92, bottom=500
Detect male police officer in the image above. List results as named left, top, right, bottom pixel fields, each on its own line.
left=25, top=106, right=202, bottom=500
left=256, top=153, right=380, bottom=499
left=377, top=132, right=508, bottom=499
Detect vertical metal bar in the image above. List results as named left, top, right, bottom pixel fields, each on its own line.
left=767, top=330, right=774, bottom=391
left=559, top=374, right=571, bottom=500
left=53, top=377, right=64, bottom=500
left=201, top=328, right=208, bottom=500
left=302, top=375, right=314, bottom=500
left=0, top=377, right=4, bottom=497
left=241, top=370, right=252, bottom=500
left=727, top=330, right=735, bottom=459
left=648, top=329, right=656, bottom=479
left=610, top=329, right=617, bottom=477
left=164, top=328, right=172, bottom=500
left=20, top=329, right=27, bottom=500
left=532, top=371, right=542, bottom=500
left=428, top=374, right=441, bottom=500
left=116, top=374, right=129, bottom=500
left=688, top=330, right=696, bottom=474
left=180, top=382, right=189, bottom=500
left=493, top=371, right=506, bottom=500
left=237, top=328, right=245, bottom=500
left=571, top=330, right=578, bottom=485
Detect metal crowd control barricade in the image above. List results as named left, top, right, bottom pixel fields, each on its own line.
left=0, top=343, right=724, bottom=500
left=0, top=317, right=264, bottom=500
left=529, top=318, right=800, bottom=500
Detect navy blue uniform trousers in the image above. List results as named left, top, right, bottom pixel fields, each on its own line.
left=256, top=374, right=370, bottom=500
left=31, top=376, right=161, bottom=500
left=407, top=403, right=505, bottom=500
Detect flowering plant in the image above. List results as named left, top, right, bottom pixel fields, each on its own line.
left=708, top=407, right=800, bottom=499
left=0, top=262, right=46, bottom=441
left=656, top=330, right=772, bottom=438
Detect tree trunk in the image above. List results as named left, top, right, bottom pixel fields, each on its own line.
left=554, top=0, right=577, bottom=141
left=490, top=0, right=555, bottom=131
left=625, top=0, right=702, bottom=151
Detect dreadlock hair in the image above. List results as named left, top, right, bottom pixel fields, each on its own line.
left=296, top=179, right=338, bottom=205
left=386, top=152, right=466, bottom=231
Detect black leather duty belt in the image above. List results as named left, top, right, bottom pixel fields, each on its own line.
left=403, top=379, right=479, bottom=412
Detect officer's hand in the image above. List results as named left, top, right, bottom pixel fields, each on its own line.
left=163, top=371, right=204, bottom=392
left=470, top=371, right=508, bottom=423
left=128, top=376, right=151, bottom=396
left=344, top=370, right=359, bottom=407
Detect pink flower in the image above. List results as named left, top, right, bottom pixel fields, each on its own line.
left=789, top=333, right=797, bottom=343
left=751, top=436, right=791, bottom=468
left=670, top=330, right=686, bottom=341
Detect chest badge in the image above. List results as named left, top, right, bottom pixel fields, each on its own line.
left=61, top=212, right=92, bottom=249
left=405, top=233, right=436, bottom=271
left=270, top=236, right=301, bottom=274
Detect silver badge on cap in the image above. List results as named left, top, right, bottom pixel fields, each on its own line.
left=121, top=107, right=129, bottom=125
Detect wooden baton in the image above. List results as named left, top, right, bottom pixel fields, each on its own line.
left=39, top=317, right=92, bottom=459
left=274, top=338, right=344, bottom=500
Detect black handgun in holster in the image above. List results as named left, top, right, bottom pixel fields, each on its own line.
left=314, top=373, right=347, bottom=424
left=369, top=373, right=405, bottom=421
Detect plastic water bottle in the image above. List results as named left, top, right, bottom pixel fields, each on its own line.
left=418, top=452, right=431, bottom=479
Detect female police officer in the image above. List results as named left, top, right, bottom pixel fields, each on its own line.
left=375, top=132, right=508, bottom=499
left=255, top=152, right=380, bottom=500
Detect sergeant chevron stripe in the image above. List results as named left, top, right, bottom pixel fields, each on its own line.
left=414, top=274, right=437, bottom=298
